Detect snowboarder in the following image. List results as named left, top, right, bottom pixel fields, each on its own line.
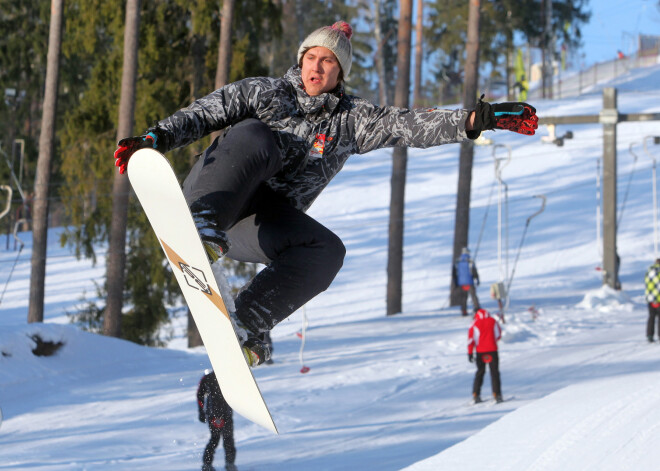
left=452, top=247, right=481, bottom=316
left=644, top=259, right=660, bottom=342
left=468, top=308, right=503, bottom=403
left=114, top=21, right=538, bottom=367
left=197, top=370, right=237, bottom=471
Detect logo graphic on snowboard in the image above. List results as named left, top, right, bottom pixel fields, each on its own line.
left=160, top=239, right=230, bottom=320
left=179, top=262, right=212, bottom=295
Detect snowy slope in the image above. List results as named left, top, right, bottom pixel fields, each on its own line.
left=405, top=371, right=660, bottom=471
left=1, top=64, right=660, bottom=470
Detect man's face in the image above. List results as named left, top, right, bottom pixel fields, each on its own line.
left=301, top=46, right=342, bottom=96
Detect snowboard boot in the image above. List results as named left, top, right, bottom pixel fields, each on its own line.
left=494, top=393, right=504, bottom=403
left=229, top=311, right=272, bottom=367
left=191, top=203, right=231, bottom=263
left=472, top=392, right=482, bottom=404
left=648, top=336, right=654, bottom=343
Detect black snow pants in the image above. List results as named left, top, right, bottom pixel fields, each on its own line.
left=183, top=119, right=346, bottom=334
left=473, top=351, right=502, bottom=397
left=647, top=303, right=660, bottom=340
left=203, top=412, right=236, bottom=466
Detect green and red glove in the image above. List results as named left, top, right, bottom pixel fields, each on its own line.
left=473, top=96, right=539, bottom=136
left=114, top=130, right=160, bottom=174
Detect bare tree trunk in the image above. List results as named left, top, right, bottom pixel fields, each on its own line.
left=505, top=11, right=514, bottom=101
left=541, top=0, right=553, bottom=99
left=386, top=0, right=413, bottom=316
left=374, top=0, right=388, bottom=106
left=267, top=0, right=282, bottom=73
left=450, top=0, right=480, bottom=307
left=105, top=0, right=141, bottom=337
left=28, top=0, right=63, bottom=323
left=215, top=0, right=234, bottom=89
left=209, top=0, right=234, bottom=143
left=190, top=23, right=206, bottom=101
left=412, top=0, right=423, bottom=108
left=295, top=0, right=305, bottom=44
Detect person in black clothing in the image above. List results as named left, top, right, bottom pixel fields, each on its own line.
left=197, top=370, right=237, bottom=471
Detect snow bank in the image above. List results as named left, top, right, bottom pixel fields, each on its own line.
left=576, top=285, right=634, bottom=312
left=402, top=372, right=660, bottom=471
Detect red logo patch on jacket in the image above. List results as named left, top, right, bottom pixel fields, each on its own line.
left=309, top=133, right=326, bottom=159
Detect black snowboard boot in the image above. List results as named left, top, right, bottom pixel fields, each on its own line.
left=473, top=392, right=482, bottom=404
left=229, top=312, right=272, bottom=367
left=190, top=201, right=231, bottom=263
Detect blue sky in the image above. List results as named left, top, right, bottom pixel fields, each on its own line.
left=580, top=0, right=660, bottom=65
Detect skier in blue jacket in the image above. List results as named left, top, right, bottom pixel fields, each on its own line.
left=452, top=247, right=481, bottom=316
left=114, top=21, right=538, bottom=366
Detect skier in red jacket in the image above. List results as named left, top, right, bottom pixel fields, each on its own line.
left=468, top=308, right=503, bottom=403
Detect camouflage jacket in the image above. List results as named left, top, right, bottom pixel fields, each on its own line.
left=154, top=66, right=472, bottom=211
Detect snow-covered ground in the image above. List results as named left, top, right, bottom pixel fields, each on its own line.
left=1, top=64, right=660, bottom=471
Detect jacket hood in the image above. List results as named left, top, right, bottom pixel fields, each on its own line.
left=474, top=309, right=490, bottom=319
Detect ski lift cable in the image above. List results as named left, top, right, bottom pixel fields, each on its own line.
left=473, top=179, right=496, bottom=261
left=644, top=135, right=660, bottom=258
left=505, top=182, right=510, bottom=287
left=617, top=142, right=638, bottom=227
left=493, top=144, right=512, bottom=286
left=506, top=195, right=547, bottom=299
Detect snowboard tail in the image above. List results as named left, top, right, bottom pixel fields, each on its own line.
left=127, top=148, right=277, bottom=434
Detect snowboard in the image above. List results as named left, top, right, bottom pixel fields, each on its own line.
left=127, top=148, right=278, bottom=434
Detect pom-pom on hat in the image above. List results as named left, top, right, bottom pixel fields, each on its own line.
left=297, top=21, right=353, bottom=79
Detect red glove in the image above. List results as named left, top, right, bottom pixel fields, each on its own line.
left=114, top=131, right=158, bottom=174
left=473, top=96, right=539, bottom=136
left=492, top=102, right=539, bottom=135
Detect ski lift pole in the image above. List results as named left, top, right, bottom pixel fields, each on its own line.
left=617, top=143, right=639, bottom=227
left=644, top=135, right=660, bottom=258
left=298, top=307, right=310, bottom=374
left=493, top=145, right=511, bottom=315
left=596, top=157, right=602, bottom=259
left=505, top=195, right=546, bottom=310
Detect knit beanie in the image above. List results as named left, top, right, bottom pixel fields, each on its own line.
left=297, top=21, right=353, bottom=79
